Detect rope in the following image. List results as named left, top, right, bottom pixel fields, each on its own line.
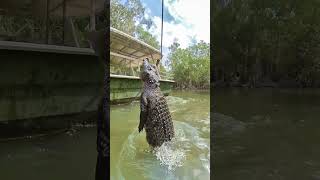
left=157, top=0, right=164, bottom=67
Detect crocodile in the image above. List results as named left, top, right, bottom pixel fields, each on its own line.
left=138, top=58, right=175, bottom=147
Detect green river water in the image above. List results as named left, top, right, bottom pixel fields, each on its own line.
left=0, top=127, right=97, bottom=180
left=213, top=88, right=320, bottom=180
left=111, top=90, right=210, bottom=180
left=0, top=90, right=210, bottom=180
left=3, top=88, right=320, bottom=180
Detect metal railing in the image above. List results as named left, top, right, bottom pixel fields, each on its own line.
left=0, top=14, right=93, bottom=48
left=110, top=64, right=174, bottom=81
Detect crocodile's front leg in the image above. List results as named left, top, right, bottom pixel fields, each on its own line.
left=139, top=93, right=148, bottom=132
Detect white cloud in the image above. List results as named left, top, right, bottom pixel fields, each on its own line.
left=144, top=6, right=151, bottom=19
left=150, top=16, right=194, bottom=48
left=143, top=0, right=210, bottom=67
left=150, top=1, right=209, bottom=47
left=165, top=0, right=210, bottom=43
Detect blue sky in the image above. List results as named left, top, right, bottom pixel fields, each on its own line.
left=140, top=0, right=176, bottom=22
left=119, top=0, right=210, bottom=66
left=139, top=0, right=210, bottom=64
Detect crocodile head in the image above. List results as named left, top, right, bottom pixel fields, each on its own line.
left=141, top=58, right=160, bottom=87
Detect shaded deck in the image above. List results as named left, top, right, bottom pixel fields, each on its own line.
left=110, top=27, right=175, bottom=103
left=0, top=40, right=104, bottom=123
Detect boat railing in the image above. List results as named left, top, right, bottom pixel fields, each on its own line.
left=110, top=64, right=174, bottom=81
left=159, top=71, right=174, bottom=81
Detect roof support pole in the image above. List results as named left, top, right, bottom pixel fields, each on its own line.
left=69, top=18, right=80, bottom=47
left=90, top=0, right=96, bottom=31
left=62, top=0, right=66, bottom=45
left=46, top=0, right=50, bottom=44
left=157, top=0, right=164, bottom=67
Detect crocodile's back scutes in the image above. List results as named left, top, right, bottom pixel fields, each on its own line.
left=145, top=95, right=175, bottom=147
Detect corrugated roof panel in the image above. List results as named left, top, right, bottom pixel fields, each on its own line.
left=110, top=27, right=162, bottom=67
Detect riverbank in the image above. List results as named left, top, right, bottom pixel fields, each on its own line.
left=213, top=78, right=320, bottom=88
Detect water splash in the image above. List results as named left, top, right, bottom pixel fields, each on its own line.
left=153, top=141, right=186, bottom=171
left=115, top=120, right=210, bottom=179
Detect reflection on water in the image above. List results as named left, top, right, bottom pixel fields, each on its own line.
left=111, top=91, right=210, bottom=180
left=213, top=88, right=320, bottom=180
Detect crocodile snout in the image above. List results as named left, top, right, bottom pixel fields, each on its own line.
left=143, top=58, right=150, bottom=69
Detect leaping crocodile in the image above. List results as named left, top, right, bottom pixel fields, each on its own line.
left=138, top=58, right=175, bottom=147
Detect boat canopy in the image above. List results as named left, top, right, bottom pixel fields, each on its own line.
left=110, top=27, right=162, bottom=68
left=0, top=0, right=105, bottom=47
left=0, top=0, right=104, bottom=17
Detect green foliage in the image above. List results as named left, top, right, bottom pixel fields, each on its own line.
left=170, top=41, right=210, bottom=89
left=0, top=14, right=96, bottom=47
left=110, top=0, right=159, bottom=48
left=0, top=16, right=45, bottom=42
left=135, top=26, right=160, bottom=49
left=213, top=0, right=320, bottom=87
left=110, top=0, right=138, bottom=35
left=0, top=4, right=107, bottom=46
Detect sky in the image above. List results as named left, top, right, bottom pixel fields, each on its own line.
left=139, top=0, right=210, bottom=64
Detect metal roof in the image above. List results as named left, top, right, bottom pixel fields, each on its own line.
left=110, top=27, right=161, bottom=68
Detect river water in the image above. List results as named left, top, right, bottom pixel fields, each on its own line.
left=0, top=127, right=97, bottom=180
left=110, top=90, right=210, bottom=180
left=213, top=88, right=320, bottom=180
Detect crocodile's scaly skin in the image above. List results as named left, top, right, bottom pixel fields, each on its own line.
left=139, top=59, right=174, bottom=147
